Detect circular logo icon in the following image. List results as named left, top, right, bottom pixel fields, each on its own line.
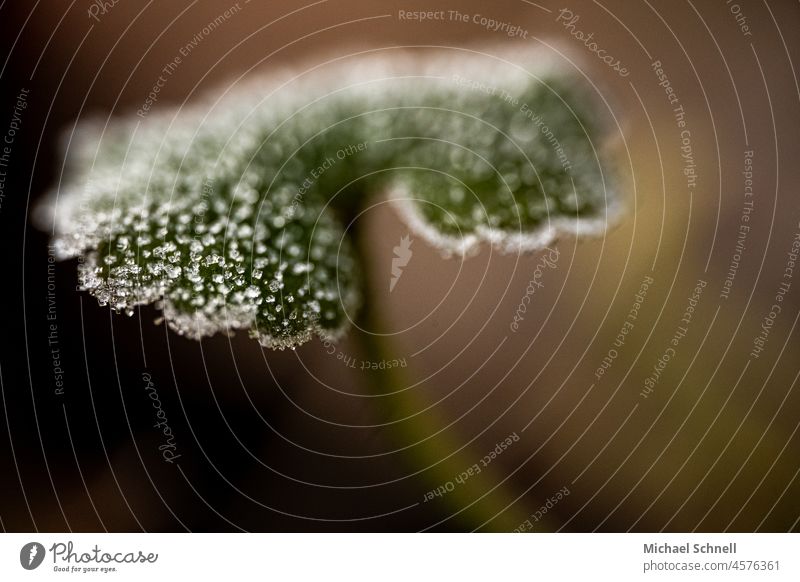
left=19, top=542, right=45, bottom=570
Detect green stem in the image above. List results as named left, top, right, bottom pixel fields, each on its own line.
left=350, top=223, right=555, bottom=532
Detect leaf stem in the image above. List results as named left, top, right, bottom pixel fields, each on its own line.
left=350, top=221, right=555, bottom=532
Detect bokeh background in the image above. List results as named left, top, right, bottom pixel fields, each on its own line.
left=0, top=0, right=799, bottom=532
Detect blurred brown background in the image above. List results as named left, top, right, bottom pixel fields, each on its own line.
left=1, top=0, right=799, bottom=532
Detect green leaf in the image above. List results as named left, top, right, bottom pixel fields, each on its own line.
left=49, top=108, right=360, bottom=349
left=382, top=75, right=621, bottom=256
left=42, top=51, right=621, bottom=347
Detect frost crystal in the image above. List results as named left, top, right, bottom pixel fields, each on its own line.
left=40, top=48, right=622, bottom=348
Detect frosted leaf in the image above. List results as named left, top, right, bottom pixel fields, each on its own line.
left=43, top=110, right=360, bottom=348
left=382, top=74, right=622, bottom=257
left=39, top=47, right=622, bottom=348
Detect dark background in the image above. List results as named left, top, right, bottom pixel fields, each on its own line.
left=1, top=0, right=799, bottom=532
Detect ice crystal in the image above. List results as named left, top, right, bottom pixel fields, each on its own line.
left=40, top=48, right=622, bottom=348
